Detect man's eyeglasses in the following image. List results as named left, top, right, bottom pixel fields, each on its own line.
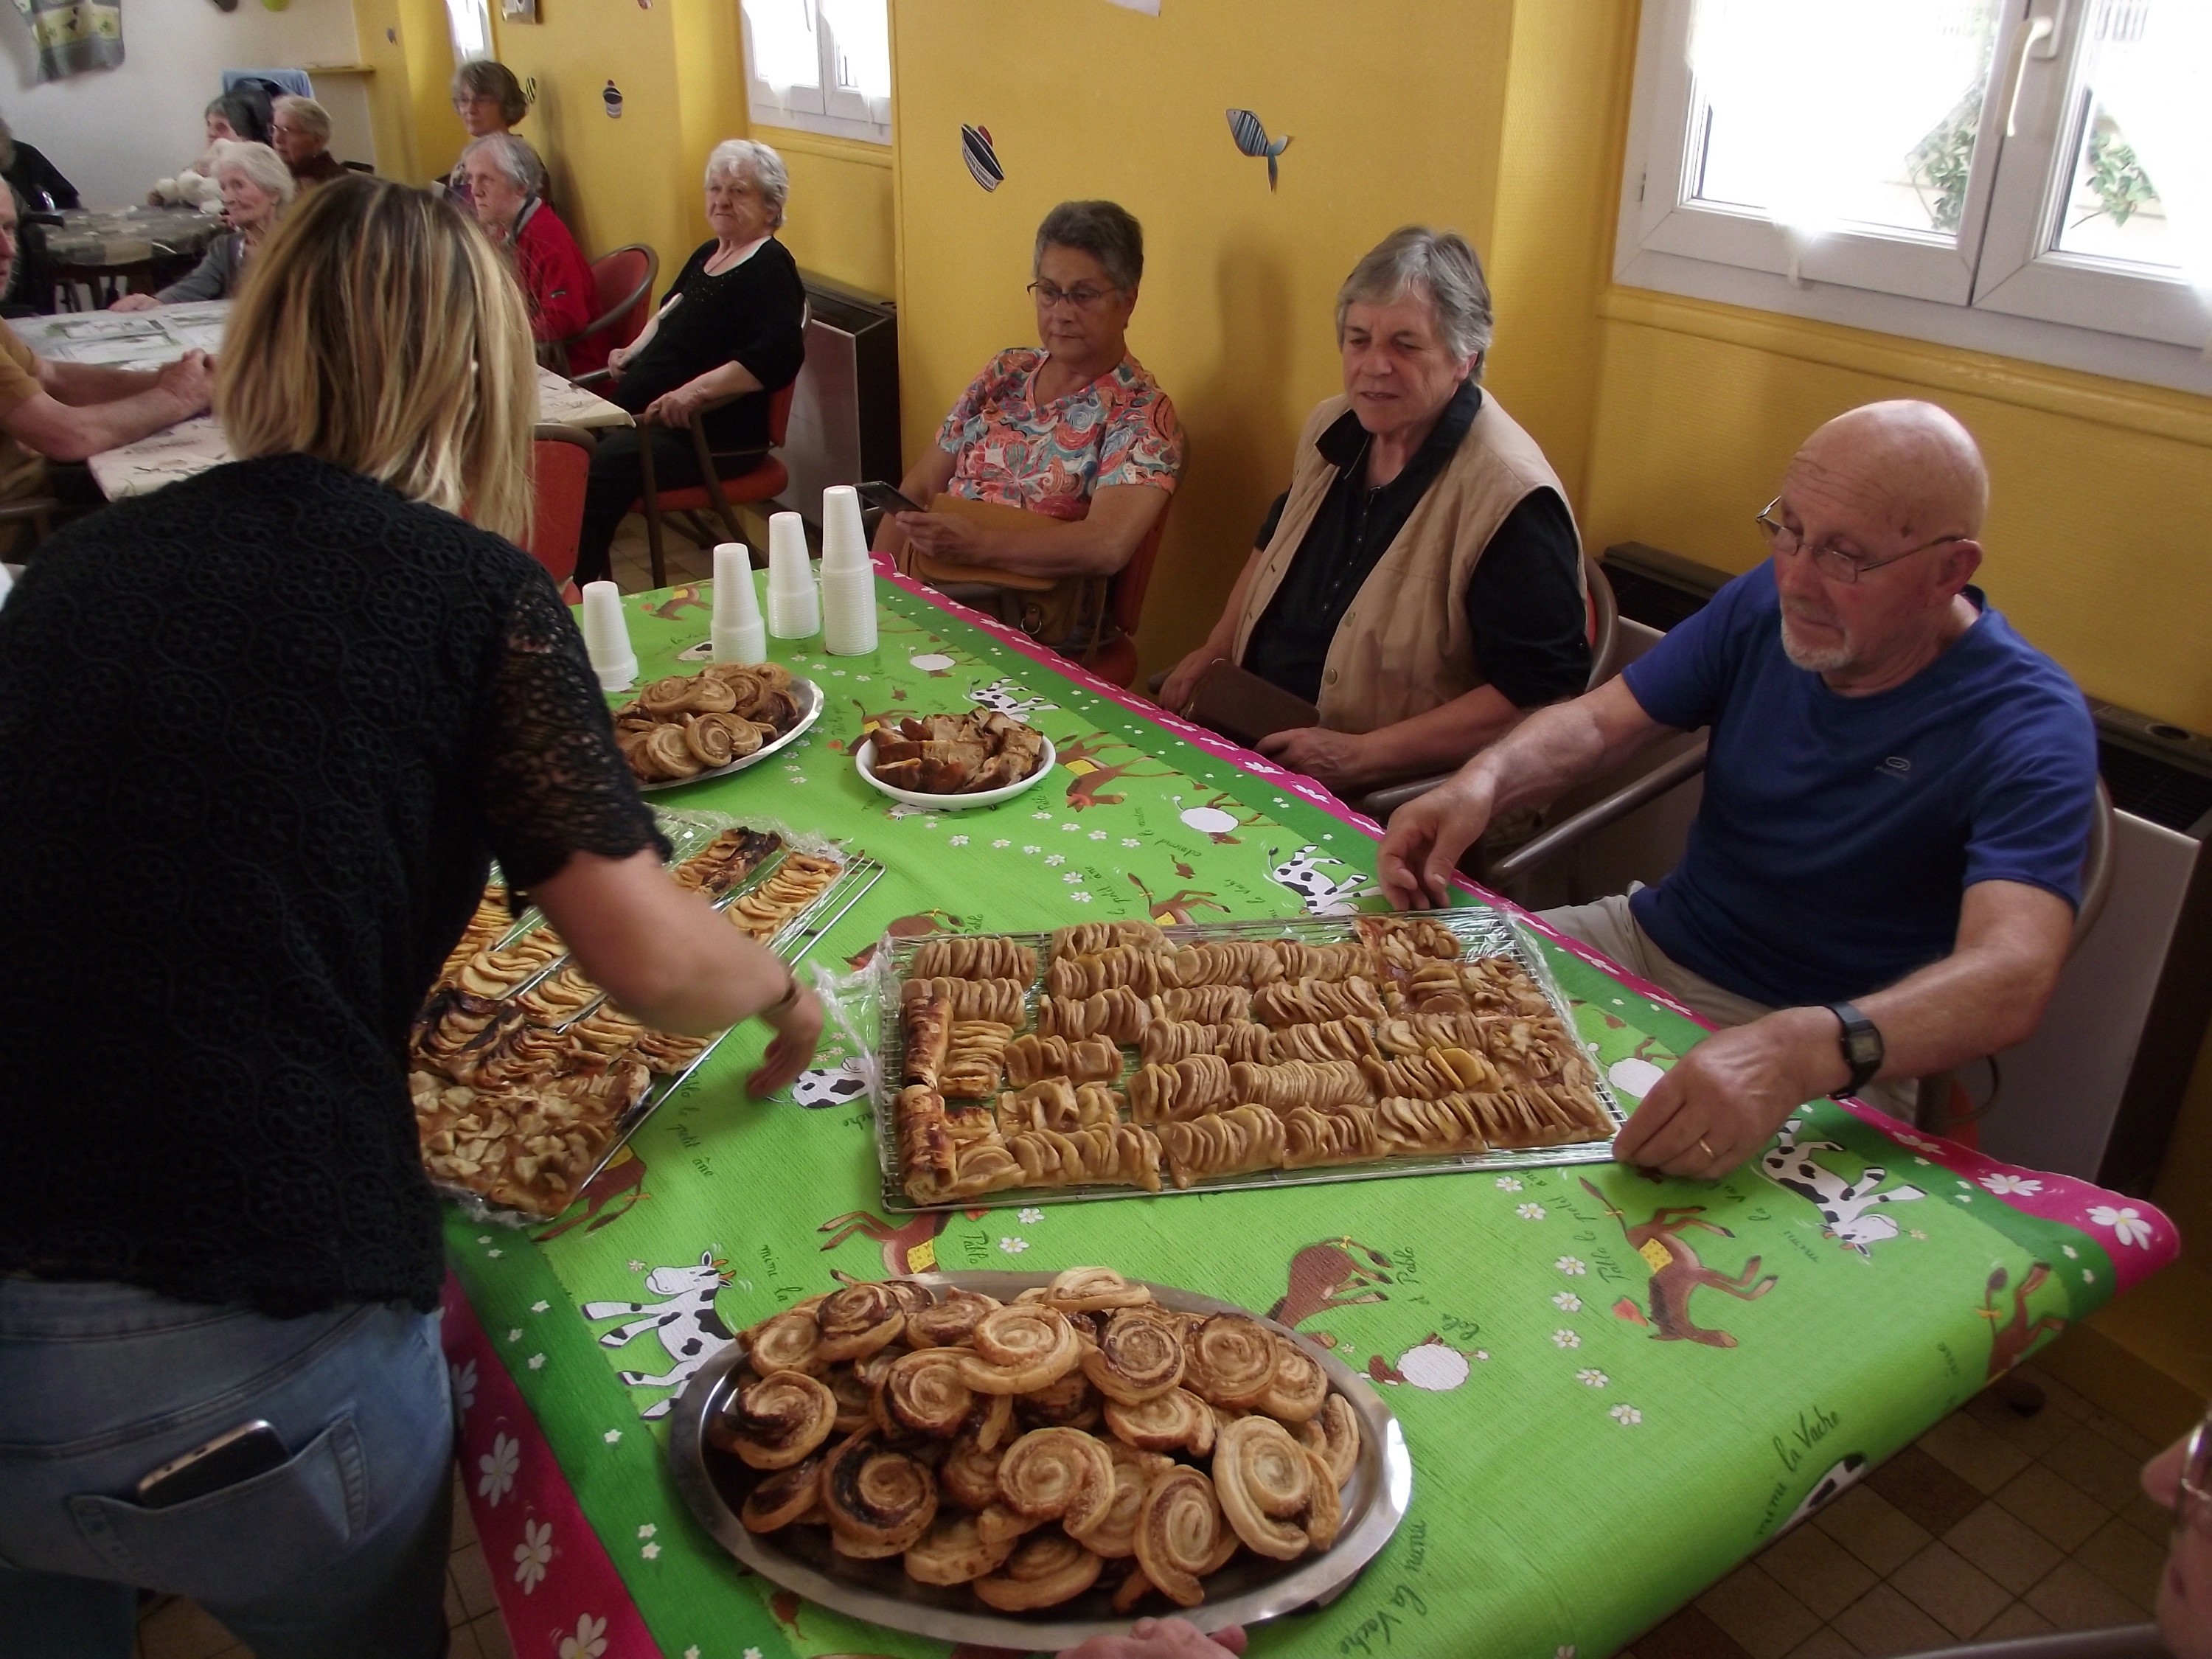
left=1027, top=281, right=1118, bottom=312
left=1756, top=496, right=1968, bottom=585
left=2180, top=1408, right=2212, bottom=1540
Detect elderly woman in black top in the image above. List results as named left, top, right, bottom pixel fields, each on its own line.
left=574, top=137, right=807, bottom=585
left=0, top=178, right=820, bottom=1658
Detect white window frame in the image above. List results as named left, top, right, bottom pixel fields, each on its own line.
left=445, top=0, right=493, bottom=64
left=1616, top=0, right=2212, bottom=397
left=742, top=0, right=891, bottom=148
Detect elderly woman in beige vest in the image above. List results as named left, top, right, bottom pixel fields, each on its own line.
left=1160, top=228, right=1590, bottom=796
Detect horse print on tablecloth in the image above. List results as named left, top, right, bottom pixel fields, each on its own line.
left=1585, top=1178, right=1778, bottom=1349
left=579, top=1251, right=734, bottom=1418
left=1267, top=1237, right=1394, bottom=1346
left=1980, top=1262, right=2066, bottom=1381
left=1759, top=1119, right=1925, bottom=1256
left=532, top=1146, right=648, bottom=1242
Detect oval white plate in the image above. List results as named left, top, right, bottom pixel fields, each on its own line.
left=855, top=734, right=1055, bottom=811
left=635, top=676, right=824, bottom=792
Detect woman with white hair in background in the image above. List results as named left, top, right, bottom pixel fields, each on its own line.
left=270, top=94, right=344, bottom=189
left=111, top=142, right=293, bottom=311
left=458, top=132, right=602, bottom=374
left=574, top=137, right=805, bottom=586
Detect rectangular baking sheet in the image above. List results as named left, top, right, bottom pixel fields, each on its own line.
left=868, top=905, right=1624, bottom=1214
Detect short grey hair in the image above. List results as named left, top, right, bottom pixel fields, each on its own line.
left=273, top=94, right=333, bottom=145
left=451, top=59, right=529, bottom=127
left=1336, top=226, right=1494, bottom=369
left=704, top=138, right=787, bottom=230
left=461, top=132, right=542, bottom=198
left=1034, top=200, right=1144, bottom=293
left=209, top=139, right=296, bottom=207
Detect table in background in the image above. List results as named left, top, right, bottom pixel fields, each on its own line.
left=24, top=204, right=226, bottom=309
left=440, top=567, right=2178, bottom=1659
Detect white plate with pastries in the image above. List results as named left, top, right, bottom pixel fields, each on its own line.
left=855, top=725, right=1056, bottom=812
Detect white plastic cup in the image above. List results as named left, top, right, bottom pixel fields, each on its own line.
left=821, top=566, right=879, bottom=655
left=765, top=510, right=820, bottom=639
left=821, top=484, right=869, bottom=574
left=710, top=542, right=768, bottom=663
left=579, top=580, right=639, bottom=691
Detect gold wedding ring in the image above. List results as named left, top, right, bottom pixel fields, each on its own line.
left=1697, top=1136, right=1716, bottom=1161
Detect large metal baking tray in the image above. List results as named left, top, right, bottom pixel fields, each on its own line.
left=667, top=1270, right=1413, bottom=1650
left=869, top=907, right=1624, bottom=1214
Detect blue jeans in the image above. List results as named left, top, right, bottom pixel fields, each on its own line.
left=0, top=1279, right=453, bottom=1659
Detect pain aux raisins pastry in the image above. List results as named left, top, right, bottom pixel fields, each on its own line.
left=891, top=915, right=1612, bottom=1203
left=709, top=1266, right=1362, bottom=1615
left=615, top=661, right=808, bottom=785
left=863, top=709, right=1047, bottom=796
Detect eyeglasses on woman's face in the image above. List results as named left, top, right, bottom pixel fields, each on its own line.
left=1027, top=280, right=1119, bottom=313
left=1756, top=496, right=1967, bottom=585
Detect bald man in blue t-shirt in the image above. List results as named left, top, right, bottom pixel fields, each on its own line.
left=1379, top=401, right=2097, bottom=1178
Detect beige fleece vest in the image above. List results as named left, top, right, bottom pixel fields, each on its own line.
left=1231, top=390, right=1581, bottom=733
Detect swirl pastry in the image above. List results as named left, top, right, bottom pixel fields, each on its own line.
left=1125, top=1054, right=1234, bottom=1124
left=939, top=1019, right=1015, bottom=1101
left=1080, top=1309, right=1186, bottom=1404
left=959, top=1305, right=1082, bottom=1394
left=1227, top=1057, right=1373, bottom=1113
left=740, top=1456, right=826, bottom=1532
left=1184, top=1315, right=1279, bottom=1408
left=815, top=1281, right=909, bottom=1362
left=973, top=1530, right=1105, bottom=1611
left=678, top=711, right=737, bottom=768
left=1048, top=1266, right=1152, bottom=1312
left=1069, top=1440, right=1173, bottom=1559
left=1015, top=1370, right=1100, bottom=1431
left=638, top=675, right=697, bottom=718
left=1052, top=919, right=1169, bottom=959
left=902, top=975, right=1029, bottom=1029
left=1037, top=986, right=1150, bottom=1045
left=828, top=1363, right=874, bottom=1434
left=1004, top=1033, right=1124, bottom=1088
left=1268, top=1018, right=1381, bottom=1065
left=1213, top=1415, right=1315, bottom=1559
left=939, top=1430, right=1007, bottom=1509
left=1251, top=975, right=1385, bottom=1029
left=973, top=1500, right=1046, bottom=1548
left=1046, top=945, right=1178, bottom=1000
left=1138, top=1019, right=1272, bottom=1067
left=906, top=1287, right=1001, bottom=1349
left=1258, top=1340, right=1329, bottom=1423
left=910, top=933, right=1038, bottom=984
left=745, top=1308, right=825, bottom=1376
left=1301, top=1444, right=1343, bottom=1551
left=904, top=1512, right=1017, bottom=1586
left=883, top=1347, right=975, bottom=1436
left=1168, top=940, right=1284, bottom=989
left=1156, top=1106, right=1287, bottom=1189
left=711, top=1370, right=837, bottom=1469
left=996, top=1427, right=1116, bottom=1534
left=820, top=1430, right=938, bottom=1553
left=1102, top=1385, right=1217, bottom=1455
left=1150, top=985, right=1252, bottom=1026
left=1132, top=1466, right=1231, bottom=1607
left=1281, top=1102, right=1388, bottom=1169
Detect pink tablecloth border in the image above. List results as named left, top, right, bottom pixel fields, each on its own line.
left=442, top=1276, right=662, bottom=1659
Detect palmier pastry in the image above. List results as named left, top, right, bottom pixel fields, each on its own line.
left=903, top=1512, right=1017, bottom=1586
left=1156, top=1106, right=1287, bottom=1188
left=1251, top=975, right=1386, bottom=1028
left=1052, top=919, right=1169, bottom=959
left=1150, top=984, right=1252, bottom=1025
left=974, top=1389, right=1016, bottom=1452
left=905, top=1287, right=1001, bottom=1349
left=814, top=1281, right=908, bottom=1362
left=902, top=992, right=953, bottom=1088
left=939, top=1431, right=1007, bottom=1510
left=910, top=933, right=1037, bottom=983
left=1184, top=1315, right=1279, bottom=1408
left=1131, top=1466, right=1231, bottom=1607
left=1102, top=1385, right=1216, bottom=1456
left=1258, top=1339, right=1329, bottom=1422
left=745, top=1308, right=825, bottom=1376
left=939, top=1019, right=1015, bottom=1101
left=1281, top=1102, right=1388, bottom=1169
left=1048, top=1265, right=1152, bottom=1312
left=902, top=975, right=1029, bottom=1028
left=1297, top=1394, right=1362, bottom=1489
left=959, top=1304, right=1081, bottom=1394
left=1003, top=1032, right=1123, bottom=1088
left=1269, top=1018, right=1381, bottom=1065
left=973, top=1530, right=1104, bottom=1611
left=1037, top=985, right=1150, bottom=1045
left=1228, top=1057, right=1373, bottom=1113
left=712, top=1369, right=836, bottom=1469
left=1080, top=1309, right=1186, bottom=1404
left=1167, top=940, right=1284, bottom=989
left=1272, top=939, right=1376, bottom=981
left=996, top=1427, right=1116, bottom=1534
left=1046, top=945, right=1176, bottom=1000
left=819, top=1430, right=938, bottom=1553
left=1125, top=1054, right=1233, bottom=1124
left=739, top=1455, right=825, bottom=1532
left=1212, top=1415, right=1315, bottom=1560
left=883, top=1347, right=975, bottom=1436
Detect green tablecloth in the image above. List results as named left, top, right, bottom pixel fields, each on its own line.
left=443, top=571, right=2175, bottom=1659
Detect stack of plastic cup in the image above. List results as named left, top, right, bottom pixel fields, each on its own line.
left=710, top=542, right=768, bottom=663
left=819, top=484, right=878, bottom=656
left=579, top=580, right=639, bottom=690
left=765, top=511, right=820, bottom=639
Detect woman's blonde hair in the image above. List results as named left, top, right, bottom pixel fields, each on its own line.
left=219, top=175, right=535, bottom=543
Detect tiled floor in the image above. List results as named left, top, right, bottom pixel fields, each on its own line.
left=604, top=504, right=783, bottom=595
left=135, top=1360, right=2169, bottom=1659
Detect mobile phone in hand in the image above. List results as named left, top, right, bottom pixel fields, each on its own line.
left=855, top=481, right=925, bottom=517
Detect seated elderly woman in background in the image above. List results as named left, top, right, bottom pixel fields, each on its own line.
left=458, top=133, right=602, bottom=375
left=270, top=95, right=345, bottom=189
left=574, top=137, right=805, bottom=587
left=112, top=142, right=293, bottom=311
left=443, top=60, right=531, bottom=208
left=1158, top=227, right=1588, bottom=798
left=872, top=199, right=1183, bottom=653
left=146, top=89, right=271, bottom=206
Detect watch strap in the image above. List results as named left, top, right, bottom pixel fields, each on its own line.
left=1823, top=1001, right=1883, bottom=1093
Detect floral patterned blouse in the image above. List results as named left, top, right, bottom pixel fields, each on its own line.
left=935, top=348, right=1185, bottom=520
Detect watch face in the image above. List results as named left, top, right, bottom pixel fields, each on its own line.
left=1846, top=1029, right=1882, bottom=1067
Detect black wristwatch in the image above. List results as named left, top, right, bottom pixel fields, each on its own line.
left=768, top=966, right=802, bottom=1014
left=1823, top=1001, right=1884, bottom=1093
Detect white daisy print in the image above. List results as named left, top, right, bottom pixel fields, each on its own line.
left=477, top=1433, right=519, bottom=1506
left=1069, top=891, right=1093, bottom=902
left=1552, top=1292, right=1582, bottom=1312
left=514, top=1518, right=552, bottom=1592
left=1894, top=1133, right=1941, bottom=1152
left=1022, top=845, right=1040, bottom=855
left=1552, top=1329, right=1582, bottom=1349
left=2061, top=1245, right=2079, bottom=1259
left=1609, top=1405, right=1644, bottom=1427
left=558, top=1614, right=609, bottom=1659
left=450, top=1360, right=477, bottom=1417
left=1556, top=1256, right=1587, bottom=1276
left=920, top=811, right=939, bottom=824
left=507, top=1328, right=522, bottom=1343
left=1061, top=822, right=1082, bottom=832
left=1980, top=1173, right=2043, bottom=1196
left=478, top=1234, right=492, bottom=1245
left=1018, top=1208, right=1044, bottom=1224
left=992, top=838, right=1012, bottom=849
left=1062, top=872, right=1084, bottom=884
left=2082, top=1269, right=2094, bottom=1282
left=2089, top=1204, right=2153, bottom=1248
left=527, top=1353, right=546, bottom=1371
left=1495, top=1176, right=1523, bottom=1192
left=948, top=835, right=969, bottom=847
left=531, top=1300, right=549, bottom=1313
left=1517, top=1203, right=1547, bottom=1221
left=603, top=1429, right=622, bottom=1444
left=487, top=1248, right=504, bottom=1259
left=1032, top=810, right=1053, bottom=821
left=642, top=1542, right=661, bottom=1559
left=1089, top=830, right=1108, bottom=840
left=639, top=1524, right=656, bottom=1539
left=1121, top=838, right=1141, bottom=847
left=1909, top=1229, right=1928, bottom=1241
left=1473, top=1349, right=1490, bottom=1361
left=1558, top=1648, right=1577, bottom=1658
left=627, top=1259, right=646, bottom=1273
left=1576, top=1369, right=1608, bottom=1388
left=745, top=1649, right=764, bottom=1659
left=685, top=1649, right=701, bottom=1659
left=999, top=1236, right=1029, bottom=1254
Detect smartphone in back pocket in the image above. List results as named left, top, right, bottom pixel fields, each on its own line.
left=136, top=1419, right=289, bottom=1510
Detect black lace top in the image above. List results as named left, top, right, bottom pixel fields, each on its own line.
left=0, top=455, right=664, bottom=1316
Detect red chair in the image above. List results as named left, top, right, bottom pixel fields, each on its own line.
left=550, top=244, right=658, bottom=379
left=632, top=380, right=797, bottom=588
left=524, top=424, right=594, bottom=598
left=1084, top=498, right=1175, bottom=689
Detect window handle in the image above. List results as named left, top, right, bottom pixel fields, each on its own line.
left=2001, top=1, right=2067, bottom=138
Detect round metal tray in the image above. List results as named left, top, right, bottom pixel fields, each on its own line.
left=636, top=676, right=824, bottom=792
left=667, top=1270, right=1413, bottom=1650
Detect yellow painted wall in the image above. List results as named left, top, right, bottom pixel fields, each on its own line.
left=775, top=134, right=898, bottom=299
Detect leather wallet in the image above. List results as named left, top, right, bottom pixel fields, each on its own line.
left=1180, top=659, right=1321, bottom=749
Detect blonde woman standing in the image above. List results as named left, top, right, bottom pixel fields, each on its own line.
left=0, top=177, right=820, bottom=1657
left=111, top=140, right=293, bottom=310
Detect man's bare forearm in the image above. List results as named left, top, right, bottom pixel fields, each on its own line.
left=1462, top=683, right=1665, bottom=816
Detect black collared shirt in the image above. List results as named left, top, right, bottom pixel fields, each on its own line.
left=1243, top=380, right=1590, bottom=711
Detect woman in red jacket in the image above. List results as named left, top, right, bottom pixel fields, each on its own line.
left=459, top=133, right=606, bottom=376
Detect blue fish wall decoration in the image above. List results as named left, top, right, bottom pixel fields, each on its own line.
left=1225, top=107, right=1290, bottom=192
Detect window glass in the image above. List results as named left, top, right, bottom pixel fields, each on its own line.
left=821, top=0, right=891, bottom=100
left=2053, top=1, right=2208, bottom=280
left=745, top=0, right=823, bottom=92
